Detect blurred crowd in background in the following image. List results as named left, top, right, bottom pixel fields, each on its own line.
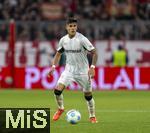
left=0, top=0, right=150, bottom=21
left=0, top=0, right=150, bottom=41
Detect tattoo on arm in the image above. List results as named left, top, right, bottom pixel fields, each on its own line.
left=52, top=52, right=62, bottom=66
left=91, top=49, right=98, bottom=66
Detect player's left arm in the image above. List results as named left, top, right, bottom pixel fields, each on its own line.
left=81, top=35, right=98, bottom=78
left=88, top=48, right=98, bottom=78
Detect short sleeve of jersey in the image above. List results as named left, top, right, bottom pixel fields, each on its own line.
left=81, top=35, right=95, bottom=51
left=57, top=38, right=64, bottom=52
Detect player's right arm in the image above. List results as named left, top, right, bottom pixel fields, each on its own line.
left=48, top=52, right=62, bottom=77
left=48, top=37, right=64, bottom=77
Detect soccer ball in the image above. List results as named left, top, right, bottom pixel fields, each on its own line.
left=66, top=109, right=81, bottom=124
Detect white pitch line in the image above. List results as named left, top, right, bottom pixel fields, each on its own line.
left=95, top=110, right=150, bottom=113
left=51, top=109, right=150, bottom=113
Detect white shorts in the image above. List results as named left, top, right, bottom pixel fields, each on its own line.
left=57, top=71, right=92, bottom=92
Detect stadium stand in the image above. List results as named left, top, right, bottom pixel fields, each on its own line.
left=0, top=0, right=149, bottom=89
left=0, top=0, right=150, bottom=41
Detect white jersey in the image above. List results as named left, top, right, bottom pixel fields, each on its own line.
left=57, top=32, right=95, bottom=74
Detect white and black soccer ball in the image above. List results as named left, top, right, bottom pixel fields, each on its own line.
left=66, top=109, right=81, bottom=124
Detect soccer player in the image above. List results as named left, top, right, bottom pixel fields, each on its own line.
left=48, top=17, right=98, bottom=123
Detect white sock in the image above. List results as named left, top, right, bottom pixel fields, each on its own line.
left=55, top=94, right=64, bottom=110
left=87, top=98, right=95, bottom=118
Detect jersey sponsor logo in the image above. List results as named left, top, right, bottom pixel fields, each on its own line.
left=65, top=49, right=82, bottom=53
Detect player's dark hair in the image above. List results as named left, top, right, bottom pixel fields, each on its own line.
left=66, top=17, right=77, bottom=24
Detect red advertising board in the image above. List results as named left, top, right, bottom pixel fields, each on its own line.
left=0, top=67, right=149, bottom=90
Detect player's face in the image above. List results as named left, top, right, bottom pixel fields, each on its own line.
left=66, top=23, right=77, bottom=37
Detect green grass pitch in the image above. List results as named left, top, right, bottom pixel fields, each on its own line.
left=0, top=90, right=150, bottom=133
